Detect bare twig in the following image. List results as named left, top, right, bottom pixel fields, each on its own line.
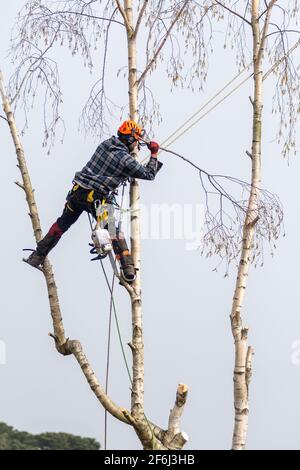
left=33, top=9, right=125, bottom=26
left=213, top=0, right=252, bottom=26
left=133, top=0, right=148, bottom=39
left=14, top=181, right=25, bottom=191
left=159, top=145, right=283, bottom=272
left=136, top=0, right=190, bottom=87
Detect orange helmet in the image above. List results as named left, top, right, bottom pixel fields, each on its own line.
left=118, top=120, right=144, bottom=141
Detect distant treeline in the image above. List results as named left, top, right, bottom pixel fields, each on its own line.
left=0, top=422, right=100, bottom=450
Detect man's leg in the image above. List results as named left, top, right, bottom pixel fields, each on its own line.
left=100, top=203, right=136, bottom=282
left=26, top=191, right=83, bottom=267
left=111, top=233, right=136, bottom=282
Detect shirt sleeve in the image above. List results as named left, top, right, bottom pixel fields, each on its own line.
left=121, top=154, right=163, bottom=180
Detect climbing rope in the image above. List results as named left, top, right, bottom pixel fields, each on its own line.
left=87, top=195, right=133, bottom=450
left=87, top=210, right=158, bottom=448
left=104, top=273, right=115, bottom=451
left=87, top=212, right=132, bottom=383
left=117, top=181, right=126, bottom=234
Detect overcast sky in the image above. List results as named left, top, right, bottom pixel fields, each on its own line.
left=1, top=1, right=300, bottom=450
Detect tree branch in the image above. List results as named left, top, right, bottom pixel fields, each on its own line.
left=265, top=29, right=300, bottom=38
left=167, top=384, right=188, bottom=436
left=115, top=0, right=133, bottom=34
left=263, top=37, right=300, bottom=80
left=136, top=0, right=190, bottom=87
left=132, top=0, right=148, bottom=39
left=33, top=9, right=125, bottom=26
left=14, top=181, right=25, bottom=191
left=213, top=0, right=252, bottom=26
left=257, top=0, right=278, bottom=65
left=67, top=338, right=132, bottom=424
left=10, top=26, right=62, bottom=105
left=158, top=383, right=189, bottom=450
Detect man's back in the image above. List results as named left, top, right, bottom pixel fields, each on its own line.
left=74, top=136, right=130, bottom=195
left=75, top=135, right=162, bottom=195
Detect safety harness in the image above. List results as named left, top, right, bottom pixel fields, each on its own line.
left=89, top=181, right=128, bottom=278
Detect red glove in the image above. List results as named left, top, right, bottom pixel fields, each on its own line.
left=147, top=141, right=160, bottom=156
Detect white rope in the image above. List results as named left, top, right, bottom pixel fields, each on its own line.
left=161, top=73, right=253, bottom=149
left=161, top=64, right=251, bottom=148
left=138, top=37, right=300, bottom=161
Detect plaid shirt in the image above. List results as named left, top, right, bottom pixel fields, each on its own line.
left=74, top=136, right=163, bottom=196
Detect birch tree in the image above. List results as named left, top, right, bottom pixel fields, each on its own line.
left=199, top=0, right=300, bottom=449
left=2, top=0, right=213, bottom=450
left=3, top=0, right=298, bottom=450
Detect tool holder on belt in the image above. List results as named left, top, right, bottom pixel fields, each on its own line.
left=90, top=199, right=112, bottom=258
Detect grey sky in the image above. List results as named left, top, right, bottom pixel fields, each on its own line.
left=1, top=1, right=300, bottom=450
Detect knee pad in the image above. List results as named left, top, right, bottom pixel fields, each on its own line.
left=48, top=222, right=64, bottom=240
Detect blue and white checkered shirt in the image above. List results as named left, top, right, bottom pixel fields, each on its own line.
left=74, top=136, right=162, bottom=196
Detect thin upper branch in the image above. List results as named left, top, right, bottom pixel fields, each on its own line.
left=132, top=0, right=148, bottom=40
left=136, top=0, right=190, bottom=87
left=257, top=0, right=278, bottom=65
left=32, top=9, right=124, bottom=26
left=10, top=28, right=61, bottom=105
left=266, top=29, right=300, bottom=38
left=214, top=0, right=252, bottom=26
left=263, top=37, right=300, bottom=80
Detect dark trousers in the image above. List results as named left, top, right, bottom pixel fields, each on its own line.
left=37, top=185, right=129, bottom=257
left=57, top=185, right=98, bottom=231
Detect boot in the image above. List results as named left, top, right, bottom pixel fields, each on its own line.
left=111, top=235, right=136, bottom=282
left=120, top=253, right=136, bottom=283
left=26, top=250, right=46, bottom=268
left=25, top=228, right=61, bottom=268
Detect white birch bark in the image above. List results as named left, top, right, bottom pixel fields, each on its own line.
left=123, top=0, right=145, bottom=423
left=164, top=384, right=189, bottom=449
left=0, top=70, right=132, bottom=427
left=230, top=0, right=276, bottom=450
left=0, top=71, right=66, bottom=350
left=114, top=1, right=189, bottom=449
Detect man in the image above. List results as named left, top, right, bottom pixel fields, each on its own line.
left=26, top=120, right=162, bottom=282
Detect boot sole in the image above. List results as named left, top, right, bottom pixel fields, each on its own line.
left=23, top=258, right=44, bottom=272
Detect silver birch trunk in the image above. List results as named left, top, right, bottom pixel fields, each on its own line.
left=114, top=1, right=189, bottom=448
left=0, top=71, right=133, bottom=426
left=124, top=0, right=145, bottom=423
left=230, top=0, right=276, bottom=450
left=0, top=72, right=66, bottom=351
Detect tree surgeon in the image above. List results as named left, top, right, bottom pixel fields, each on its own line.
left=25, top=120, right=162, bottom=282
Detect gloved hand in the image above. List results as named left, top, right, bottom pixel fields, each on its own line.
left=147, top=141, right=160, bottom=156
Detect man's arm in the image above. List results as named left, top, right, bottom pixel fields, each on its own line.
left=121, top=141, right=163, bottom=180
